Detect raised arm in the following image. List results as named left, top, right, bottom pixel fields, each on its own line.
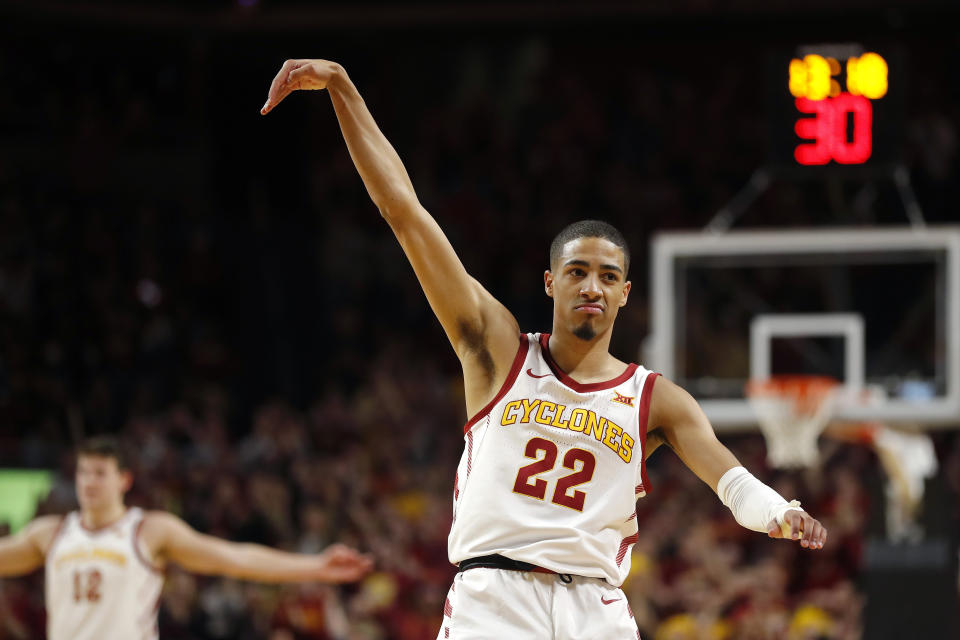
left=143, top=512, right=372, bottom=583
left=0, top=516, right=61, bottom=577
left=648, top=377, right=828, bottom=550
left=261, top=60, right=520, bottom=414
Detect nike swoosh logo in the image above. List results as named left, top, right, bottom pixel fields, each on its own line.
left=600, top=597, right=621, bottom=605
left=526, top=368, right=552, bottom=379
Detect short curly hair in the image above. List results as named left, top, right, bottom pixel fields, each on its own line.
left=76, top=436, right=129, bottom=470
left=549, top=220, right=630, bottom=275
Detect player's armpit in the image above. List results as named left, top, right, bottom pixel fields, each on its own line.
left=648, top=377, right=741, bottom=492
left=643, top=428, right=670, bottom=460
left=386, top=207, right=521, bottom=419
left=0, top=516, right=61, bottom=577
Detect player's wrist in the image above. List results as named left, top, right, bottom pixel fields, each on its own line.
left=717, top=466, right=796, bottom=534
left=309, top=553, right=332, bottom=580
left=325, top=62, right=350, bottom=92
left=774, top=501, right=804, bottom=526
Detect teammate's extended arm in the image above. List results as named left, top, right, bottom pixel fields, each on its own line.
left=260, top=60, right=520, bottom=415
left=0, top=516, right=61, bottom=577
left=144, top=512, right=373, bottom=583
left=649, top=377, right=828, bottom=550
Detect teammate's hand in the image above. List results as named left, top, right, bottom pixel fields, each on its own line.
left=313, top=543, right=374, bottom=583
left=766, top=508, right=827, bottom=550
left=261, top=59, right=343, bottom=115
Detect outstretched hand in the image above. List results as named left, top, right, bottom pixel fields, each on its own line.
left=767, top=508, right=827, bottom=550
left=313, top=543, right=374, bottom=583
left=261, top=59, right=343, bottom=115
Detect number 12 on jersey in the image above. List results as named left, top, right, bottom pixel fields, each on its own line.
left=513, top=437, right=597, bottom=511
left=73, top=569, right=103, bottom=603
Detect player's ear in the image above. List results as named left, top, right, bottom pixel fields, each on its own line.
left=619, top=280, right=631, bottom=307
left=544, top=270, right=555, bottom=298
left=120, top=470, right=133, bottom=494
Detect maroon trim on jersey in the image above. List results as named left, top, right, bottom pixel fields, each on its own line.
left=636, top=373, right=660, bottom=495
left=462, top=334, right=529, bottom=434
left=132, top=516, right=164, bottom=576
left=615, top=532, right=639, bottom=567
left=538, top=334, right=639, bottom=392
left=78, top=508, right=132, bottom=535
left=466, top=431, right=474, bottom=474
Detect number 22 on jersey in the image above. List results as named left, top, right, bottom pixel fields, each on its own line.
left=513, top=437, right=596, bottom=511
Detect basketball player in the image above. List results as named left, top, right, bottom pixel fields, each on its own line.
left=0, top=437, right=373, bottom=640
left=260, top=59, right=828, bottom=639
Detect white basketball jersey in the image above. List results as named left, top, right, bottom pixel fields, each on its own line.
left=448, top=333, right=659, bottom=586
left=45, top=507, right=164, bottom=640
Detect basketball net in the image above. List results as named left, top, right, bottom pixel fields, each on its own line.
left=746, top=376, right=838, bottom=469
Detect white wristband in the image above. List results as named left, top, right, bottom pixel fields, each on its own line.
left=716, top=466, right=803, bottom=534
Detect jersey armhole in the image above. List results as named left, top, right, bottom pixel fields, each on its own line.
left=462, top=334, right=529, bottom=434
left=637, top=372, right=660, bottom=495
left=133, top=515, right=165, bottom=575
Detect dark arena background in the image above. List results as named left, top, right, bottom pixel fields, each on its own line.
left=1, top=1, right=959, bottom=638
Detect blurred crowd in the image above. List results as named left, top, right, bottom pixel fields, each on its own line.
left=1, top=8, right=959, bottom=640
left=2, top=376, right=957, bottom=639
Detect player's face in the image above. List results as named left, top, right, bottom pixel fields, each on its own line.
left=545, top=237, right=631, bottom=341
left=75, top=455, right=131, bottom=512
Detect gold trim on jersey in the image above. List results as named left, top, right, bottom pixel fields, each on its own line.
left=54, top=548, right=128, bottom=568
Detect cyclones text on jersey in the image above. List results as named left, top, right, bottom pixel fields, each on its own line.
left=500, top=398, right=635, bottom=463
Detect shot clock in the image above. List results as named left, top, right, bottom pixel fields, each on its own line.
left=768, top=44, right=903, bottom=169
left=712, top=44, right=912, bottom=231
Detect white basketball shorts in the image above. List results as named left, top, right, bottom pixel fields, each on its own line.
left=436, top=568, right=641, bottom=640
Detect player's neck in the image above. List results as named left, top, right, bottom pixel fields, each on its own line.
left=547, top=328, right=620, bottom=381
left=81, top=503, right=127, bottom=531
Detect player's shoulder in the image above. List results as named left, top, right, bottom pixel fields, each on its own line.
left=138, top=510, right=192, bottom=548
left=22, top=514, right=67, bottom=553
left=140, top=510, right=186, bottom=531
left=648, top=375, right=703, bottom=427
left=28, top=514, right=66, bottom=530
left=650, top=374, right=693, bottom=398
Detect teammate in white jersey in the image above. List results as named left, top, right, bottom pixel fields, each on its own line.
left=260, top=59, right=829, bottom=639
left=0, top=436, right=373, bottom=640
